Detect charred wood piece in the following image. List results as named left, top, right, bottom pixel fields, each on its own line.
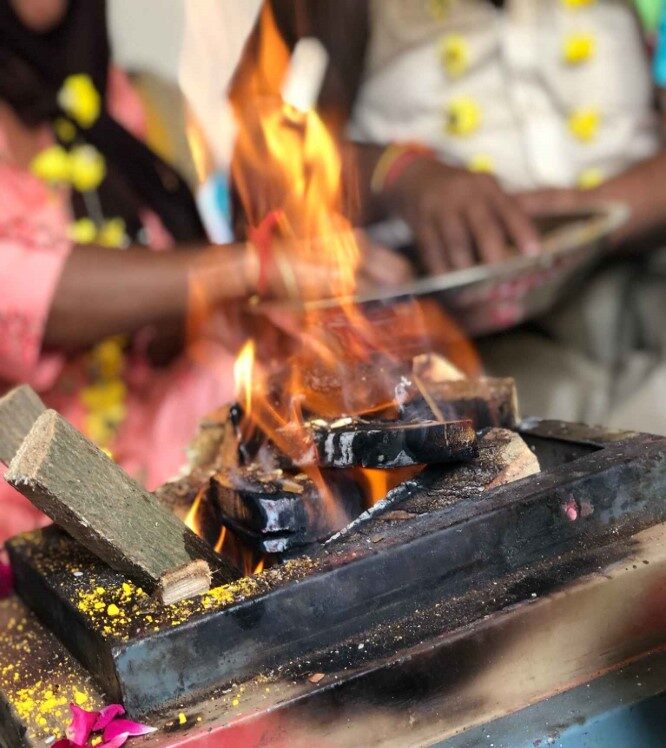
left=209, top=467, right=363, bottom=552
left=401, top=378, right=519, bottom=430
left=326, top=429, right=540, bottom=545
left=6, top=410, right=240, bottom=603
left=0, top=385, right=46, bottom=465
left=302, top=417, right=477, bottom=469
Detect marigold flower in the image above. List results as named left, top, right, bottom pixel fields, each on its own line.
left=30, top=145, right=70, bottom=183
left=568, top=107, right=601, bottom=142
left=58, top=74, right=101, bottom=129
left=439, top=34, right=470, bottom=77
left=445, top=96, right=482, bottom=137
left=69, top=145, right=106, bottom=192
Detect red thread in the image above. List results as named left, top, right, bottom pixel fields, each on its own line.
left=248, top=210, right=284, bottom=296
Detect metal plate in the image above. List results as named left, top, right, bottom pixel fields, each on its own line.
left=305, top=202, right=628, bottom=336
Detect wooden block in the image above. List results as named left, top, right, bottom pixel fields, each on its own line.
left=0, top=385, right=46, bottom=465
left=403, top=378, right=520, bottom=430
left=6, top=410, right=239, bottom=602
left=327, top=429, right=540, bottom=543
left=303, top=417, right=477, bottom=469
left=209, top=467, right=363, bottom=551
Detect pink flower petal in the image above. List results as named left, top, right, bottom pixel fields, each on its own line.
left=52, top=740, right=78, bottom=748
left=66, top=703, right=99, bottom=745
left=93, top=704, right=126, bottom=731
left=0, top=563, right=13, bottom=599
left=99, top=734, right=130, bottom=748
left=103, top=718, right=156, bottom=742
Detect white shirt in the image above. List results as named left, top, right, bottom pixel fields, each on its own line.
left=351, top=0, right=660, bottom=190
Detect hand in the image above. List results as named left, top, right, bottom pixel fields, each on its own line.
left=516, top=156, right=666, bottom=247
left=516, top=187, right=590, bottom=216
left=256, top=233, right=414, bottom=301
left=384, top=158, right=541, bottom=274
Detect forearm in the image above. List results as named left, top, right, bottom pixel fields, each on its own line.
left=44, top=243, right=255, bottom=350
left=595, top=149, right=666, bottom=244
left=341, top=141, right=387, bottom=225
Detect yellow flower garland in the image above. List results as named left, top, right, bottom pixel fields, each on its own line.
left=31, top=74, right=130, bottom=452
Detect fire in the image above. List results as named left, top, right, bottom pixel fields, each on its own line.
left=227, top=8, right=480, bottom=513
left=234, top=340, right=256, bottom=416
left=182, top=6, right=481, bottom=573
left=184, top=488, right=205, bottom=536
left=214, top=526, right=227, bottom=554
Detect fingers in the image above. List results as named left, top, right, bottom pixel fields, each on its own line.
left=438, top=213, right=475, bottom=270
left=465, top=201, right=509, bottom=265
left=415, top=221, right=450, bottom=275
left=361, top=243, right=414, bottom=287
left=486, top=185, right=541, bottom=256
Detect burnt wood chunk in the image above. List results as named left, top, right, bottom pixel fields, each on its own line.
left=186, top=404, right=241, bottom=473
left=304, top=418, right=477, bottom=469
left=327, top=429, right=540, bottom=544
left=0, top=385, right=46, bottom=465
left=403, top=378, right=519, bottom=430
left=209, top=468, right=363, bottom=552
left=6, top=410, right=240, bottom=602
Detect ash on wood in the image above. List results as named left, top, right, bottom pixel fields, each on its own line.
left=209, top=467, right=363, bottom=552
left=326, top=429, right=540, bottom=546
left=0, top=385, right=46, bottom=465
left=6, top=410, right=239, bottom=602
left=303, top=418, right=477, bottom=469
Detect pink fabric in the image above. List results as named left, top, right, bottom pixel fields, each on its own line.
left=0, top=70, right=236, bottom=548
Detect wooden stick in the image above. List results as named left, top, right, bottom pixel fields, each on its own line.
left=6, top=410, right=240, bottom=603
left=0, top=385, right=46, bottom=465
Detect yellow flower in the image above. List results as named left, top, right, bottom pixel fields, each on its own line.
left=58, top=74, right=101, bottom=129
left=445, top=96, right=482, bottom=137
left=91, top=337, right=125, bottom=379
left=562, top=0, right=596, bottom=8
left=568, top=107, right=600, bottom=142
left=439, top=35, right=470, bottom=78
left=577, top=167, right=604, bottom=189
left=69, top=144, right=106, bottom=192
left=97, top=218, right=127, bottom=249
left=68, top=218, right=97, bottom=245
left=468, top=153, right=495, bottom=174
left=80, top=380, right=127, bottom=412
left=30, top=145, right=70, bottom=183
left=54, top=117, right=77, bottom=143
left=563, top=33, right=596, bottom=65
left=84, top=412, right=116, bottom=448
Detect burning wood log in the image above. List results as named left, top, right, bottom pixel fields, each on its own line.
left=209, top=466, right=363, bottom=552
left=6, top=410, right=240, bottom=603
left=301, top=417, right=477, bottom=469
left=327, top=428, right=540, bottom=544
left=0, top=385, right=46, bottom=465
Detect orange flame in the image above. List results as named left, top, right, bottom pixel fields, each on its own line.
left=180, top=6, right=483, bottom=562
left=184, top=488, right=205, bottom=535
left=234, top=340, right=256, bottom=416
